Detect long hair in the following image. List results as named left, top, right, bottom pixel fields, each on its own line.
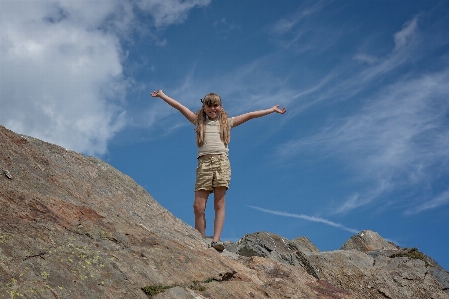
left=195, top=93, right=231, bottom=147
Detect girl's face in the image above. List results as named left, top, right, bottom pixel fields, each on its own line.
left=204, top=103, right=222, bottom=120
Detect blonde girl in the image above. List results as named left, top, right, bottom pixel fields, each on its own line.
left=151, top=90, right=286, bottom=250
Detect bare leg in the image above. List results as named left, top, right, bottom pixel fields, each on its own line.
left=212, top=187, right=226, bottom=242
left=193, top=190, right=210, bottom=238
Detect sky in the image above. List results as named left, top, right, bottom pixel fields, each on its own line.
left=1, top=0, right=449, bottom=270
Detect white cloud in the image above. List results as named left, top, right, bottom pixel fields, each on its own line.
left=0, top=0, right=128, bottom=155
left=0, top=0, right=209, bottom=156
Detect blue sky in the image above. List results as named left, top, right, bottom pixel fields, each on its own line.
left=1, top=0, right=449, bottom=270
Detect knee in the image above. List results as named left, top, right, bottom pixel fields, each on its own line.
left=214, top=188, right=226, bottom=211
left=193, top=202, right=205, bottom=215
left=214, top=198, right=225, bottom=211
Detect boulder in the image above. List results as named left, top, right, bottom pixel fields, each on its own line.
left=305, top=249, right=448, bottom=299
left=340, top=230, right=398, bottom=251
left=291, top=236, right=320, bottom=254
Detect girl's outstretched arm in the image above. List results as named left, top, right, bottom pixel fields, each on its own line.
left=151, top=90, right=196, bottom=122
left=233, top=105, right=286, bottom=127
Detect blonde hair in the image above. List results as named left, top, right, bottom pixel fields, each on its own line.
left=195, top=93, right=231, bottom=147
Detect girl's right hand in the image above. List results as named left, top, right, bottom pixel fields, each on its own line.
left=151, top=90, right=163, bottom=98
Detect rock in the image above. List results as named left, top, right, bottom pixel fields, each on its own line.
left=152, top=286, right=197, bottom=299
left=225, top=229, right=449, bottom=299
left=1, top=125, right=447, bottom=299
left=3, top=169, right=12, bottom=179
left=234, top=232, right=295, bottom=260
left=340, top=230, right=398, bottom=251
left=0, top=125, right=354, bottom=299
left=347, top=232, right=449, bottom=296
left=229, top=231, right=317, bottom=266
left=388, top=248, right=449, bottom=296
left=225, top=232, right=322, bottom=279
left=0, top=126, right=235, bottom=298
left=291, top=236, right=320, bottom=254
left=305, top=249, right=448, bottom=299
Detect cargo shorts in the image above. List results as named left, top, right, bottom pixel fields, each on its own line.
left=195, top=155, right=231, bottom=192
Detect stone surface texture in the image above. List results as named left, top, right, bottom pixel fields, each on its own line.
left=1, top=125, right=448, bottom=299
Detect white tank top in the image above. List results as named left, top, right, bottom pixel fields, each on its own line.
left=197, top=117, right=234, bottom=157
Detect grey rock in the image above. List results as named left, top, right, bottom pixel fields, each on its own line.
left=3, top=169, right=12, bottom=179
left=223, top=240, right=238, bottom=253
left=388, top=248, right=449, bottom=296
left=228, top=231, right=321, bottom=278
left=291, top=236, right=320, bottom=254
left=340, top=230, right=398, bottom=251
left=227, top=229, right=449, bottom=298
left=233, top=231, right=306, bottom=266
left=304, top=249, right=448, bottom=299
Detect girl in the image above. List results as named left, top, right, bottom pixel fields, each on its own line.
left=151, top=90, right=286, bottom=251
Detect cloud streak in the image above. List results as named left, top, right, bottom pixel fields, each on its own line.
left=405, top=188, right=449, bottom=215
left=249, top=206, right=359, bottom=234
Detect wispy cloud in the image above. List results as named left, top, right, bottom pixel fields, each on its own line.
left=335, top=180, right=391, bottom=214
left=273, top=14, right=449, bottom=215
left=277, top=68, right=449, bottom=214
left=353, top=54, right=379, bottom=65
left=270, top=1, right=325, bottom=35
left=405, top=188, right=449, bottom=215
left=393, top=16, right=418, bottom=52
left=249, top=206, right=359, bottom=234
left=136, top=0, right=210, bottom=29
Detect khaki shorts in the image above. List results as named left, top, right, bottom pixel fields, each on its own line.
left=195, top=155, right=231, bottom=192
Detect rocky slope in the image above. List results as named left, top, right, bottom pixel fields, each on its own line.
left=1, top=125, right=448, bottom=299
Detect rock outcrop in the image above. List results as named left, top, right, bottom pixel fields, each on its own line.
left=1, top=125, right=448, bottom=299
left=225, top=230, right=449, bottom=299
left=340, top=230, right=398, bottom=251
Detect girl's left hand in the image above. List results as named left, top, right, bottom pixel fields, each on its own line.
left=273, top=105, right=287, bottom=114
